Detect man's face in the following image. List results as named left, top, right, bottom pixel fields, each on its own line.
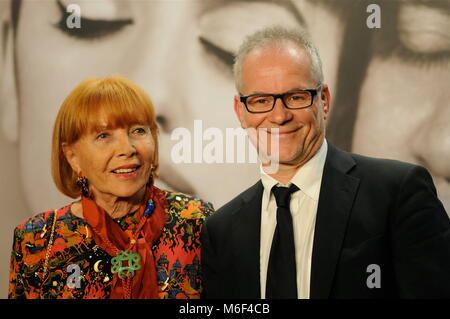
left=234, top=42, right=331, bottom=168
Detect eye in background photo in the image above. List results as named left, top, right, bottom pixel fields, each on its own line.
left=0, top=0, right=448, bottom=298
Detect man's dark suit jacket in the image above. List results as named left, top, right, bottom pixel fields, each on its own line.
left=201, top=143, right=450, bottom=298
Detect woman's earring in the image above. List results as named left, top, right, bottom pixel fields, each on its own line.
left=76, top=175, right=90, bottom=198
left=148, top=165, right=154, bottom=186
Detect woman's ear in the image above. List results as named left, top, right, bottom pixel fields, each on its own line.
left=62, top=142, right=80, bottom=174
left=0, top=1, right=19, bottom=143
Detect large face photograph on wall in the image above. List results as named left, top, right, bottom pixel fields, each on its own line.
left=0, top=0, right=449, bottom=227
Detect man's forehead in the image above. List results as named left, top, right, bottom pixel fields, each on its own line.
left=242, top=49, right=314, bottom=87
left=245, top=42, right=309, bottom=65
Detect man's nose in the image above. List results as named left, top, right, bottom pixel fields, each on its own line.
left=267, top=97, right=292, bottom=124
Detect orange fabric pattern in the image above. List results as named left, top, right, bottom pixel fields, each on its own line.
left=8, top=191, right=213, bottom=299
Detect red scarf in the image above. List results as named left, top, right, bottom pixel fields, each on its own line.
left=82, top=186, right=167, bottom=299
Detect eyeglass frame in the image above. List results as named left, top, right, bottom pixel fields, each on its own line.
left=239, top=84, right=323, bottom=114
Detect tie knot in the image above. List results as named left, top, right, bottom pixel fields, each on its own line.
left=271, top=184, right=299, bottom=208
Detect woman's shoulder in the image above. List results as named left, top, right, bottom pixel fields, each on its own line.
left=14, top=204, right=75, bottom=241
left=163, top=190, right=214, bottom=220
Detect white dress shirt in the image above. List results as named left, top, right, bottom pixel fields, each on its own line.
left=260, top=139, right=328, bottom=299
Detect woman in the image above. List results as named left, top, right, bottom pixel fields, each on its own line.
left=8, top=76, right=214, bottom=299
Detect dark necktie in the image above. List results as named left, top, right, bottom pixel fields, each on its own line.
left=266, top=184, right=299, bottom=299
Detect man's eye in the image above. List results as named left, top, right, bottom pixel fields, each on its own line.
left=249, top=97, right=272, bottom=105
left=55, top=0, right=134, bottom=40
left=291, top=94, right=307, bottom=101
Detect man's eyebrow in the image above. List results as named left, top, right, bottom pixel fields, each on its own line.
left=245, top=87, right=314, bottom=95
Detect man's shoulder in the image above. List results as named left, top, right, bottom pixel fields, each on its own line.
left=350, top=152, right=414, bottom=169
left=329, top=144, right=423, bottom=180
left=347, top=151, right=425, bottom=181
left=208, top=181, right=262, bottom=222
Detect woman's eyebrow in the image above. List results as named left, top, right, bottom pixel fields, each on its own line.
left=232, top=0, right=306, bottom=26
left=57, top=0, right=133, bottom=21
left=92, top=125, right=108, bottom=132
left=407, top=0, right=450, bottom=12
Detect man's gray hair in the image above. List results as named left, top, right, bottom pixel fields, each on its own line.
left=233, top=25, right=324, bottom=92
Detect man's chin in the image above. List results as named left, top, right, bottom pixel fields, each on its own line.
left=260, top=153, right=302, bottom=173
left=273, top=150, right=301, bottom=165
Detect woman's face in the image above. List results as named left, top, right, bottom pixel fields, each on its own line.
left=14, top=0, right=344, bottom=212
left=352, top=1, right=450, bottom=212
left=65, top=121, right=155, bottom=201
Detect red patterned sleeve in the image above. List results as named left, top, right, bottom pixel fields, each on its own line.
left=8, top=213, right=49, bottom=299
left=9, top=226, right=27, bottom=298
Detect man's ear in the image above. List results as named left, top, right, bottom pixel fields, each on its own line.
left=0, top=1, right=19, bottom=143
left=62, top=143, right=81, bottom=174
left=234, top=95, right=247, bottom=128
left=320, top=84, right=331, bottom=120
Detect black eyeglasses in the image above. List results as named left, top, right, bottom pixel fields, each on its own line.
left=239, top=85, right=322, bottom=114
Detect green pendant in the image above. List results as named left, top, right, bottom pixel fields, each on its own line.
left=111, top=250, right=141, bottom=279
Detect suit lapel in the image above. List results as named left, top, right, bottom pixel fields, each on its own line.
left=310, top=144, right=360, bottom=299
left=232, top=181, right=263, bottom=298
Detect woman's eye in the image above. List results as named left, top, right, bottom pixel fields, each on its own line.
left=198, top=2, right=302, bottom=70
left=55, top=0, right=134, bottom=40
left=132, top=127, right=147, bottom=135
left=374, top=2, right=450, bottom=67
left=199, top=36, right=235, bottom=68
left=96, top=132, right=109, bottom=140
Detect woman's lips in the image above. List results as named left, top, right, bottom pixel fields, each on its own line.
left=111, top=165, right=141, bottom=179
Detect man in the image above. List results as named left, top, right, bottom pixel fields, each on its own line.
left=201, top=26, right=450, bottom=298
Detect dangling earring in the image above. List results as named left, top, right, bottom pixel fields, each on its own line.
left=76, top=174, right=90, bottom=198
left=148, top=165, right=154, bottom=186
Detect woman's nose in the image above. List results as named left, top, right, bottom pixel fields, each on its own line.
left=117, top=132, right=137, bottom=157
left=412, top=100, right=450, bottom=179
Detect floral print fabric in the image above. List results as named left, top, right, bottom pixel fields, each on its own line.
left=8, top=191, right=213, bottom=299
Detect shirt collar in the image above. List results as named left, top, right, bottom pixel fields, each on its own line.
left=260, top=139, right=328, bottom=201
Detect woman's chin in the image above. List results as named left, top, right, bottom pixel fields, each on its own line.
left=92, top=184, right=147, bottom=201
